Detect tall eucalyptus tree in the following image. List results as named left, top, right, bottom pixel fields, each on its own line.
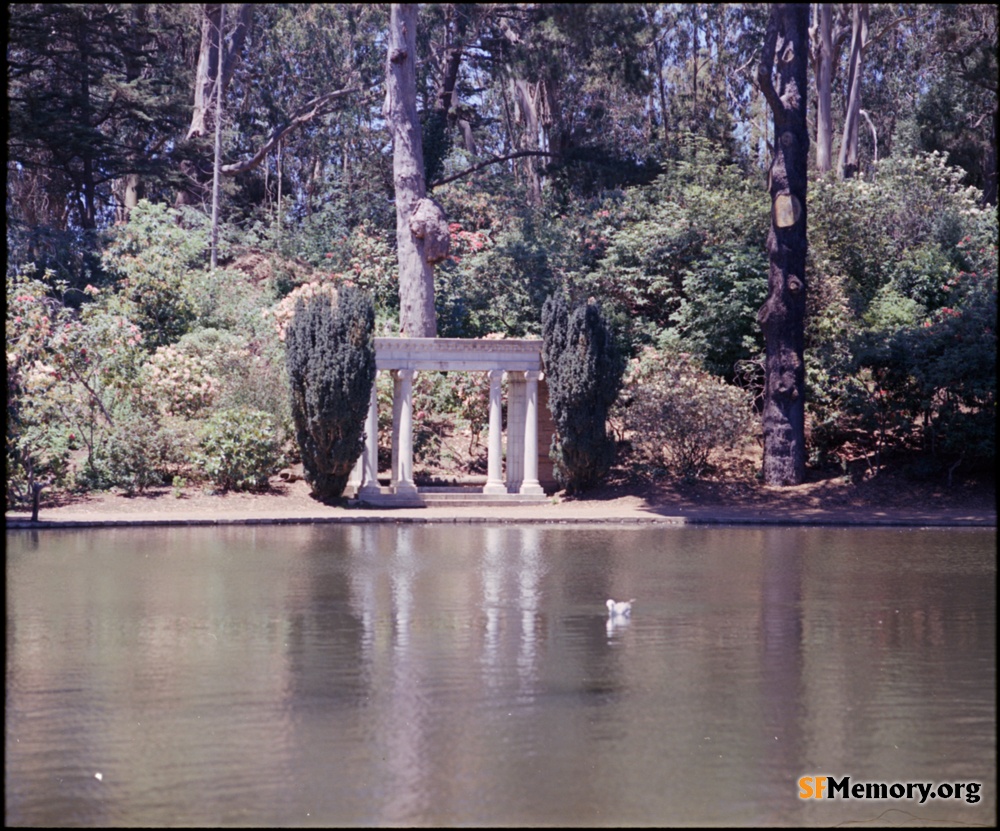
left=384, top=3, right=449, bottom=337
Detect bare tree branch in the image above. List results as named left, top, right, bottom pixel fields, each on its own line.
left=220, top=86, right=367, bottom=176
left=66, top=362, right=114, bottom=427
left=430, top=149, right=560, bottom=189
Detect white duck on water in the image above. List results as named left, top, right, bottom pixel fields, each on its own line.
left=606, top=598, right=635, bottom=617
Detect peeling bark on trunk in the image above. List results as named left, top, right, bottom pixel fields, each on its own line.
left=758, top=3, right=809, bottom=486
left=187, top=3, right=251, bottom=141
left=838, top=3, right=869, bottom=179
left=809, top=3, right=850, bottom=175
left=385, top=3, right=441, bottom=337
left=512, top=78, right=544, bottom=206
left=177, top=3, right=251, bottom=207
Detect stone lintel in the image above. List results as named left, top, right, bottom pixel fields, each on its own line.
left=375, top=337, right=542, bottom=372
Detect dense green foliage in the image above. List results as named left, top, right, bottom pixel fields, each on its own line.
left=196, top=408, right=286, bottom=492
left=804, top=153, right=997, bottom=471
left=6, top=4, right=997, bottom=506
left=5, top=206, right=291, bottom=508
left=285, top=287, right=376, bottom=502
left=542, top=295, right=625, bottom=492
left=616, top=349, right=755, bottom=480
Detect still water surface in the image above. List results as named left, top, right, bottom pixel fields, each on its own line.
left=6, top=524, right=996, bottom=827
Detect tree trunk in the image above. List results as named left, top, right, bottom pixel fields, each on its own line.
left=809, top=4, right=850, bottom=175
left=385, top=3, right=439, bottom=337
left=423, top=5, right=465, bottom=184
left=512, top=78, right=544, bottom=206
left=838, top=3, right=869, bottom=179
left=757, top=3, right=809, bottom=486
left=210, top=3, right=224, bottom=270
left=177, top=3, right=251, bottom=207
left=187, top=3, right=251, bottom=141
left=75, top=11, right=98, bottom=230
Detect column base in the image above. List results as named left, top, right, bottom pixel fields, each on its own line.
left=482, top=481, right=508, bottom=495
left=518, top=480, right=545, bottom=496
left=393, top=481, right=419, bottom=497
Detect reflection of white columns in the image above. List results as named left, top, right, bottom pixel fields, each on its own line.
left=483, top=369, right=506, bottom=494
left=520, top=370, right=544, bottom=495
left=358, top=372, right=381, bottom=496
left=482, top=527, right=504, bottom=678
left=392, top=369, right=418, bottom=496
left=518, top=528, right=541, bottom=688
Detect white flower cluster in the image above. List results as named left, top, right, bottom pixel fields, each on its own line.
left=146, top=345, right=219, bottom=418
left=22, top=362, right=60, bottom=395
left=262, top=280, right=340, bottom=342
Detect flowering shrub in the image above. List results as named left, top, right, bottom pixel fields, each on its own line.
left=100, top=200, right=202, bottom=348
left=144, top=345, right=219, bottom=418
left=196, top=408, right=285, bottom=492
left=263, top=279, right=340, bottom=341
left=342, top=222, right=399, bottom=315
left=80, top=402, right=182, bottom=495
left=446, top=222, right=490, bottom=262
left=617, top=348, right=755, bottom=479
left=449, top=371, right=491, bottom=452
left=7, top=270, right=99, bottom=502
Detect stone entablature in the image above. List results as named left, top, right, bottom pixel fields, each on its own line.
left=352, top=337, right=547, bottom=503
left=374, top=337, right=543, bottom=372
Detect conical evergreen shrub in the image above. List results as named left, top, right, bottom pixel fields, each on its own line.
left=285, top=286, right=376, bottom=502
left=541, top=294, right=624, bottom=492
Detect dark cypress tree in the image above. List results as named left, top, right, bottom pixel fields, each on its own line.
left=541, top=294, right=625, bottom=493
left=285, top=287, right=376, bottom=502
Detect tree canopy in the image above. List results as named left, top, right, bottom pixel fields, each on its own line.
left=6, top=3, right=998, bottom=504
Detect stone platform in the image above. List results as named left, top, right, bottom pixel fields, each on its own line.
left=354, top=485, right=550, bottom=509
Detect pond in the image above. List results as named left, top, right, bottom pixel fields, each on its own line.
left=5, top=524, right=996, bottom=827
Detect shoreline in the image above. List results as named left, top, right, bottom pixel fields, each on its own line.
left=7, top=472, right=995, bottom=530
left=7, top=500, right=995, bottom=531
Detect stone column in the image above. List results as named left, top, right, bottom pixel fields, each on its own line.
left=505, top=372, right=526, bottom=493
left=348, top=453, right=362, bottom=497
left=483, top=369, right=506, bottom=494
left=520, top=370, right=544, bottom=496
left=392, top=369, right=418, bottom=496
left=358, top=372, right=381, bottom=497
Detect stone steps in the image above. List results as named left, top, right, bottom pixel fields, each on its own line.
left=353, top=486, right=549, bottom=508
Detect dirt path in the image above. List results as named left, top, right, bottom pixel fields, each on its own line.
left=6, top=471, right=995, bottom=528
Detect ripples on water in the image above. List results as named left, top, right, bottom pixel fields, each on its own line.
left=6, top=525, right=996, bottom=826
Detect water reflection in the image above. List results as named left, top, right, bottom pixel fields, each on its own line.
left=606, top=614, right=630, bottom=639
left=6, top=525, right=995, bottom=827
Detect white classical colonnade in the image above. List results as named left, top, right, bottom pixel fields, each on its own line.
left=351, top=338, right=545, bottom=500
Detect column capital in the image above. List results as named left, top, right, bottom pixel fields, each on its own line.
left=524, top=369, right=544, bottom=382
